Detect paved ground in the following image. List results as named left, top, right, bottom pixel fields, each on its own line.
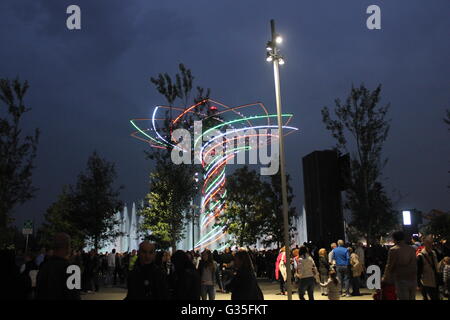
left=82, top=279, right=378, bottom=300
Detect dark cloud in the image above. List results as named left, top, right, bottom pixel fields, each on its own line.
left=0, top=0, right=449, bottom=229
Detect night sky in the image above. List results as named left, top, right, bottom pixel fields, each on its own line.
left=1, top=0, right=449, bottom=229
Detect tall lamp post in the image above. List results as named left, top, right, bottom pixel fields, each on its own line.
left=190, top=204, right=199, bottom=250
left=190, top=172, right=200, bottom=251
left=266, top=19, right=292, bottom=300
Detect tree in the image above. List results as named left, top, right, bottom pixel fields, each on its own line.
left=139, top=160, right=197, bottom=250
left=217, top=166, right=266, bottom=247
left=321, top=84, right=397, bottom=244
left=347, top=181, right=398, bottom=241
left=71, top=152, right=123, bottom=251
left=260, top=172, right=297, bottom=248
left=422, top=209, right=450, bottom=242
left=139, top=64, right=211, bottom=250
left=0, top=78, right=39, bottom=247
left=38, top=186, right=85, bottom=250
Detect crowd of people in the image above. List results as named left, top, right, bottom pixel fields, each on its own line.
left=272, top=232, right=449, bottom=300
left=1, top=231, right=449, bottom=300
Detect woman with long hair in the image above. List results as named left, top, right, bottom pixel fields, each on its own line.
left=295, top=245, right=318, bottom=300
left=318, top=248, right=330, bottom=296
left=275, top=246, right=287, bottom=295
left=348, top=247, right=363, bottom=296
left=197, top=250, right=216, bottom=300
left=227, top=250, right=264, bottom=300
left=319, top=270, right=340, bottom=300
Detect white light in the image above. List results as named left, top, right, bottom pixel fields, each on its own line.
left=402, top=210, right=411, bottom=225
left=279, top=58, right=285, bottom=65
left=266, top=55, right=273, bottom=62
left=275, top=35, right=283, bottom=44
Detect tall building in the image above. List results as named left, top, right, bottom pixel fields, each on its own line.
left=302, top=150, right=347, bottom=247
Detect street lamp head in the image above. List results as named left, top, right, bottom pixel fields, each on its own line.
left=266, top=41, right=273, bottom=51
left=275, top=34, right=283, bottom=44
left=266, top=53, right=273, bottom=62
left=279, top=58, right=285, bottom=65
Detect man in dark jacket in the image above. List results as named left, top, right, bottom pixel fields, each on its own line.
left=172, top=250, right=200, bottom=300
left=221, top=247, right=234, bottom=292
left=125, top=241, right=169, bottom=300
left=36, top=233, right=80, bottom=300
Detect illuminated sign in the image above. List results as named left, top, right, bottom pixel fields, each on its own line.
left=402, top=210, right=412, bottom=226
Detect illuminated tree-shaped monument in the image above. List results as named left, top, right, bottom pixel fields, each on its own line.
left=131, top=99, right=297, bottom=250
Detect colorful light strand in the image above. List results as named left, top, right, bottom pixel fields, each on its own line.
left=130, top=99, right=298, bottom=250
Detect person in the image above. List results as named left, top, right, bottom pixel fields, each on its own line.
left=328, top=243, right=337, bottom=269
left=125, top=242, right=169, bottom=300
left=107, top=249, right=116, bottom=287
left=348, top=247, right=363, bottom=296
left=266, top=249, right=277, bottom=282
left=221, top=247, right=234, bottom=293
left=227, top=250, right=263, bottom=300
left=14, top=252, right=35, bottom=299
left=90, top=250, right=100, bottom=292
left=442, top=256, right=450, bottom=298
left=0, top=250, right=25, bottom=299
left=160, top=251, right=173, bottom=276
left=332, top=240, right=350, bottom=297
left=319, top=270, right=340, bottom=300
left=42, top=249, right=54, bottom=266
left=292, top=248, right=300, bottom=286
left=213, top=250, right=224, bottom=292
left=171, top=250, right=200, bottom=300
left=35, top=233, right=80, bottom=300
left=114, top=252, right=123, bottom=285
left=197, top=250, right=216, bottom=300
left=417, top=236, right=440, bottom=300
left=100, top=252, right=108, bottom=284
left=355, top=242, right=366, bottom=287
left=381, top=231, right=417, bottom=300
left=35, top=248, right=46, bottom=268
left=193, top=251, right=201, bottom=269
left=275, top=247, right=287, bottom=295
left=295, top=245, right=317, bottom=300
left=82, top=250, right=94, bottom=293
left=129, top=249, right=138, bottom=272
left=121, top=252, right=130, bottom=285
left=318, top=248, right=330, bottom=296
left=412, top=235, right=422, bottom=250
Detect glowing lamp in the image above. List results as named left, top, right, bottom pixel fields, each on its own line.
left=402, top=210, right=412, bottom=226
left=275, top=35, right=283, bottom=44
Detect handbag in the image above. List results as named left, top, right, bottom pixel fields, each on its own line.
left=279, top=253, right=287, bottom=281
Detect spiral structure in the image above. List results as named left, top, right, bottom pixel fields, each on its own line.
left=131, top=99, right=298, bottom=251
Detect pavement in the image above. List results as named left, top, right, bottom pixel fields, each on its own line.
left=82, top=279, right=378, bottom=300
